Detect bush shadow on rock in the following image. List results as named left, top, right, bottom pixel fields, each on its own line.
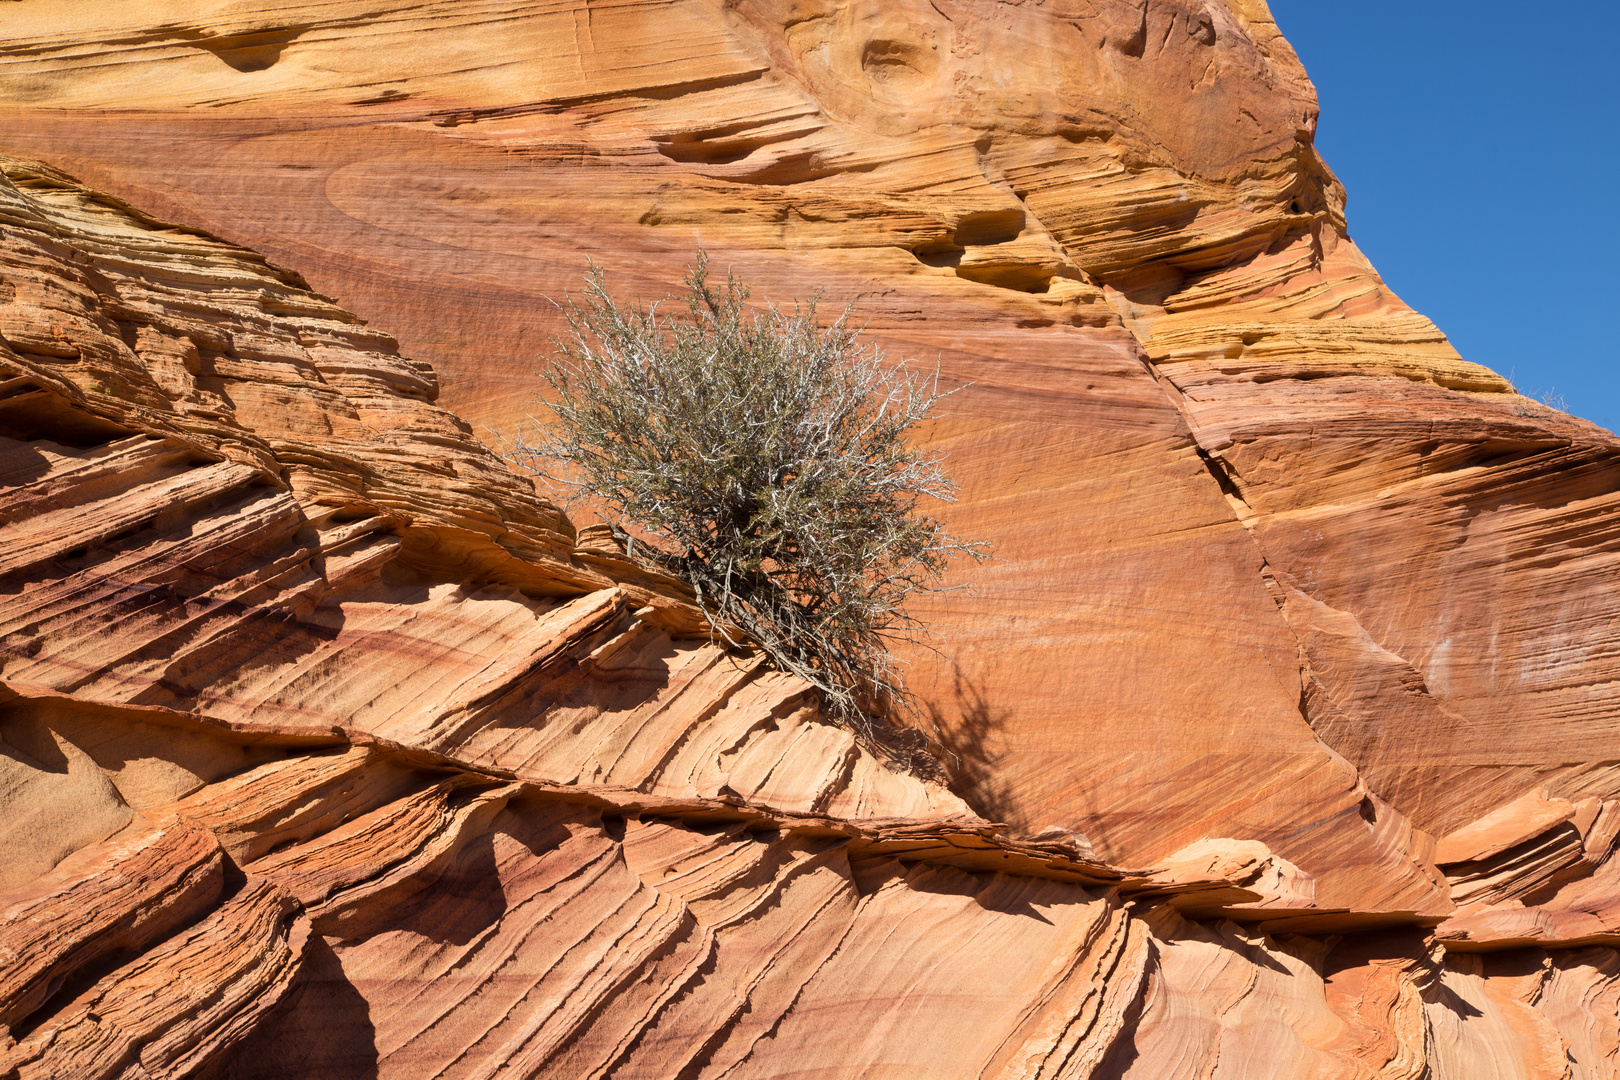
left=923, top=664, right=1016, bottom=826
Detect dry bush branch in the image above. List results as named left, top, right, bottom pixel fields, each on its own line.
left=496, top=252, right=987, bottom=742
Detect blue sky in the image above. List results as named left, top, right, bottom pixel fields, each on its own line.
left=1268, top=2, right=1620, bottom=433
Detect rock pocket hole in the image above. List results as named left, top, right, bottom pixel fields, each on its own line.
left=182, top=26, right=309, bottom=73
left=860, top=38, right=936, bottom=86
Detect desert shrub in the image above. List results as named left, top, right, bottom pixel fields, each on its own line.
left=498, top=252, right=985, bottom=739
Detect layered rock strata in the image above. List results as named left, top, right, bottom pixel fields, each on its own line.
left=1, top=0, right=1620, bottom=1075
left=0, top=153, right=1334, bottom=1080
left=0, top=144, right=1613, bottom=1080
left=0, top=0, right=1476, bottom=917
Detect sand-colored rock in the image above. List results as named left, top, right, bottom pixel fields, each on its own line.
left=0, top=148, right=1610, bottom=1080
left=1, top=0, right=1619, bottom=1074
left=0, top=155, right=968, bottom=828
left=0, top=0, right=1563, bottom=927
left=0, top=153, right=1409, bottom=1077
left=0, top=123, right=1457, bottom=922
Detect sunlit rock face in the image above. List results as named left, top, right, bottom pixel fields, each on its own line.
left=3, top=3, right=1620, bottom=1076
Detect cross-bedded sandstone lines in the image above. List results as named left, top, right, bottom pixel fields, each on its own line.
left=0, top=0, right=1555, bottom=906
left=0, top=151, right=1348, bottom=1078
left=0, top=697, right=1151, bottom=1080
left=0, top=147, right=1610, bottom=1080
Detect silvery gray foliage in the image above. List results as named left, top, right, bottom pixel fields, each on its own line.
left=498, top=252, right=986, bottom=741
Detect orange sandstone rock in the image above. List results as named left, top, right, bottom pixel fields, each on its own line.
left=0, top=0, right=1486, bottom=921
left=0, top=154, right=1335, bottom=1078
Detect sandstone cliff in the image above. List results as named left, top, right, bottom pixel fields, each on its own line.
left=2, top=1, right=1620, bottom=1076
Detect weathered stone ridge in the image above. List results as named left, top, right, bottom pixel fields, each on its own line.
left=2, top=0, right=1620, bottom=1075
left=0, top=152, right=1336, bottom=1080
